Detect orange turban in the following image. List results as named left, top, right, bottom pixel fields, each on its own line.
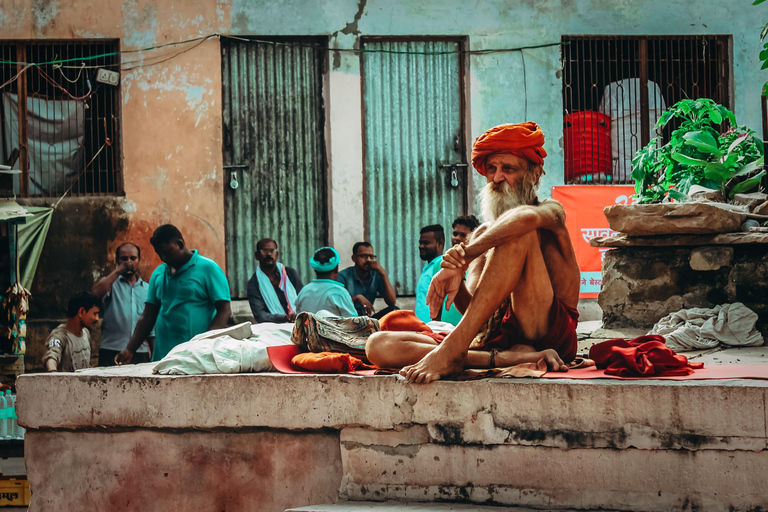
left=471, top=122, right=547, bottom=176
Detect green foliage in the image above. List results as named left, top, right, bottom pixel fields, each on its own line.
left=757, top=0, right=768, bottom=93
left=631, top=99, right=765, bottom=203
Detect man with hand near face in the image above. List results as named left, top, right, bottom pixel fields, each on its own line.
left=337, top=242, right=397, bottom=319
left=92, top=242, right=154, bottom=366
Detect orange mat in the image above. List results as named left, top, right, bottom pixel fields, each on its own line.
left=542, top=364, right=768, bottom=380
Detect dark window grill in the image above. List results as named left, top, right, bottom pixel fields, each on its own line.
left=0, top=40, right=121, bottom=197
left=562, top=35, right=731, bottom=184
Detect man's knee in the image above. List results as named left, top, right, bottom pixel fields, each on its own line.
left=366, top=331, right=397, bottom=365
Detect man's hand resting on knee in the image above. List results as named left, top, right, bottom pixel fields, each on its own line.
left=427, top=268, right=464, bottom=320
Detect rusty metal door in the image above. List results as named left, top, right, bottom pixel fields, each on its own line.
left=222, top=38, right=328, bottom=298
left=361, top=38, right=467, bottom=296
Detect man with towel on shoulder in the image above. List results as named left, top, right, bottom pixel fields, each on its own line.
left=295, top=247, right=357, bottom=318
left=247, top=238, right=303, bottom=323
left=366, top=122, right=580, bottom=382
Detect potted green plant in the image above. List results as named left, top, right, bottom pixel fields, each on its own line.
left=631, top=99, right=765, bottom=203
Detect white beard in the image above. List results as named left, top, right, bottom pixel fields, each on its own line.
left=480, top=181, right=533, bottom=222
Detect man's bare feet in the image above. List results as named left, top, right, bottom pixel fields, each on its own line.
left=399, top=335, right=467, bottom=383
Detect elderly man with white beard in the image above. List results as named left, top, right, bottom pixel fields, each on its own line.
left=366, top=122, right=581, bottom=383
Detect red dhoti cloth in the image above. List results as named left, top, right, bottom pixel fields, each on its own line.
left=475, top=298, right=579, bottom=363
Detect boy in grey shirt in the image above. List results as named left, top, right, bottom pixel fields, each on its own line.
left=43, top=291, right=100, bottom=372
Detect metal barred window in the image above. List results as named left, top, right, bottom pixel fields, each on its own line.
left=0, top=40, right=121, bottom=197
left=561, top=35, right=731, bottom=185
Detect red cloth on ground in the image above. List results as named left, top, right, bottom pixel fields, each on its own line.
left=379, top=310, right=448, bottom=343
left=588, top=335, right=704, bottom=377
left=471, top=122, right=547, bottom=175
left=291, top=351, right=376, bottom=373
left=478, top=298, right=579, bottom=363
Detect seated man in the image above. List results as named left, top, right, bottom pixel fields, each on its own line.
left=247, top=238, right=303, bottom=323
left=414, top=224, right=445, bottom=324
left=295, top=247, right=357, bottom=317
left=415, top=225, right=462, bottom=326
left=451, top=215, right=480, bottom=246
left=367, top=122, right=580, bottom=382
left=337, top=241, right=397, bottom=319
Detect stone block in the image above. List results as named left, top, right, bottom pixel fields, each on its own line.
left=689, top=246, right=734, bottom=270
left=733, top=192, right=768, bottom=211
left=600, top=246, right=768, bottom=334
left=25, top=430, right=341, bottom=512
left=754, top=200, right=768, bottom=215
left=604, top=203, right=747, bottom=236
left=341, top=443, right=768, bottom=512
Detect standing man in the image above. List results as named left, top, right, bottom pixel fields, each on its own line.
left=43, top=291, right=100, bottom=372
left=337, top=242, right=397, bottom=319
left=92, top=242, right=154, bottom=366
left=367, top=122, right=580, bottom=382
left=415, top=225, right=445, bottom=323
left=115, top=224, right=231, bottom=364
left=451, top=215, right=481, bottom=246
left=295, top=247, right=357, bottom=317
left=247, top=238, right=303, bottom=323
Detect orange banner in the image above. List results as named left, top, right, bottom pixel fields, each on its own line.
left=551, top=185, right=637, bottom=298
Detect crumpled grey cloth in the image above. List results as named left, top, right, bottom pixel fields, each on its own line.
left=649, top=302, right=764, bottom=352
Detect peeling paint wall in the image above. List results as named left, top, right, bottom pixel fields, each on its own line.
left=0, top=0, right=764, bottom=366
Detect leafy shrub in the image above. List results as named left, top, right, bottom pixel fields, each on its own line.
left=631, top=99, right=765, bottom=203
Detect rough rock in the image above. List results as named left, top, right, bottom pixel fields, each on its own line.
left=754, top=200, right=768, bottom=215
left=732, top=192, right=768, bottom=211
left=689, top=246, right=734, bottom=271
left=604, top=203, right=747, bottom=236
left=600, top=245, right=768, bottom=337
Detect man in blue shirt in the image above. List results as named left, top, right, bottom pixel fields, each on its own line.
left=415, top=224, right=465, bottom=325
left=115, top=224, right=231, bottom=363
left=296, top=247, right=357, bottom=317
left=337, top=242, right=397, bottom=319
left=415, top=225, right=445, bottom=323
left=92, top=242, right=154, bottom=365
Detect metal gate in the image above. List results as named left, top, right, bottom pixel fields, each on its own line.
left=221, top=37, right=328, bottom=298
left=361, top=38, right=467, bottom=296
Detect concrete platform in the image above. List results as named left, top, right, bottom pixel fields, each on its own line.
left=286, top=502, right=614, bottom=511
left=16, top=356, right=768, bottom=512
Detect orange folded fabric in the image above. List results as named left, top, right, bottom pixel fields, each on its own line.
left=291, top=351, right=376, bottom=373
left=471, top=122, right=547, bottom=175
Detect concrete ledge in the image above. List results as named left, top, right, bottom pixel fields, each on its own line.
left=16, top=366, right=768, bottom=511
left=17, top=365, right=768, bottom=452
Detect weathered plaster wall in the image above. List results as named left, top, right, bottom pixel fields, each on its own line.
left=25, top=429, right=342, bottom=512
left=1, top=1, right=231, bottom=367
left=228, top=0, right=764, bottom=218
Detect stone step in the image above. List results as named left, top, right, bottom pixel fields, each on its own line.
left=286, top=502, right=609, bottom=511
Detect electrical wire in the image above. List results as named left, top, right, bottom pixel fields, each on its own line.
left=0, top=33, right=564, bottom=68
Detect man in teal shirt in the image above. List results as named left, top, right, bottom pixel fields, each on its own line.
left=415, top=225, right=463, bottom=325
left=115, top=224, right=231, bottom=363
left=296, top=247, right=357, bottom=317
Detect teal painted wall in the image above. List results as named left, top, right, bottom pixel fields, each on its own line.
left=228, top=0, right=761, bottom=201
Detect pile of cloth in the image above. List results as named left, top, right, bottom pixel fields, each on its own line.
left=648, top=302, right=764, bottom=352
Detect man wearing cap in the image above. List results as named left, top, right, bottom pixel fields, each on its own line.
left=366, top=122, right=580, bottom=382
left=295, top=247, right=358, bottom=317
